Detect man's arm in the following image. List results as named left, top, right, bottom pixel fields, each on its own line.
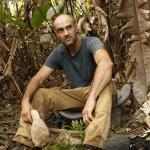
left=82, top=48, right=113, bottom=125
left=21, top=65, right=54, bottom=123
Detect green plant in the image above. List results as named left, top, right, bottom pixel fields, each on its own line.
left=108, top=132, right=113, bottom=138
left=44, top=147, right=48, bottom=150
left=118, top=127, right=128, bottom=135
left=66, top=119, right=87, bottom=141
left=11, top=121, right=20, bottom=131
left=51, top=138, right=75, bottom=150
left=122, top=117, right=127, bottom=125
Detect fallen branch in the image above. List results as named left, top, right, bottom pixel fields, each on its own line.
left=0, top=128, right=81, bottom=136
left=48, top=128, right=81, bottom=134
left=0, top=41, right=10, bottom=51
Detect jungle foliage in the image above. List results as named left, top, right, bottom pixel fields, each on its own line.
left=0, top=0, right=150, bottom=106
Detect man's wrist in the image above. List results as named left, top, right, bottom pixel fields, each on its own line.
left=87, top=94, right=96, bottom=101
left=22, top=97, right=30, bottom=103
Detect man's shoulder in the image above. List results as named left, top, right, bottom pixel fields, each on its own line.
left=82, top=36, right=100, bottom=45
left=82, top=36, right=99, bottom=41
left=53, top=44, right=67, bottom=55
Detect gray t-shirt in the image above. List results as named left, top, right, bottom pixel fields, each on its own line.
left=44, top=36, right=104, bottom=89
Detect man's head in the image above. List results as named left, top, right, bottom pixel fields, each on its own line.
left=53, top=14, right=78, bottom=47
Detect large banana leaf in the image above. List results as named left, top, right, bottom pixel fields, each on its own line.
left=117, top=0, right=150, bottom=105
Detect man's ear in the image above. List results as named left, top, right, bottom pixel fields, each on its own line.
left=75, top=23, right=79, bottom=33
left=54, top=29, right=58, bottom=38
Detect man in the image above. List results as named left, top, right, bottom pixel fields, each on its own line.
left=11, top=14, right=116, bottom=150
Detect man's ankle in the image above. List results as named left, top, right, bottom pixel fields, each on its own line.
left=84, top=144, right=102, bottom=150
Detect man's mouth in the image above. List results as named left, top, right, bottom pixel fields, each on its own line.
left=65, top=37, right=72, bottom=41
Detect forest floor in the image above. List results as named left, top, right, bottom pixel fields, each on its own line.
left=0, top=83, right=149, bottom=150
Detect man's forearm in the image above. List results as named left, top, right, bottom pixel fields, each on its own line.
left=88, top=60, right=113, bottom=100
left=22, top=77, right=41, bottom=103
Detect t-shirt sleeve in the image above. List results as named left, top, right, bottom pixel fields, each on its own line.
left=44, top=46, right=62, bottom=70
left=88, top=37, right=104, bottom=56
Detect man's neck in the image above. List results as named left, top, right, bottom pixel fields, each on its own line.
left=68, top=36, right=81, bottom=56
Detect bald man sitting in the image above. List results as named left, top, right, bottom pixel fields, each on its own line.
left=10, top=14, right=116, bottom=150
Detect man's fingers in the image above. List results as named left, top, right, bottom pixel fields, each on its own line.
left=83, top=115, right=92, bottom=125
left=85, top=117, right=91, bottom=125
left=88, top=113, right=94, bottom=121
left=22, top=114, right=32, bottom=123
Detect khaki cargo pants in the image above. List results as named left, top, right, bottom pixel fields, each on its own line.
left=13, top=81, right=116, bottom=148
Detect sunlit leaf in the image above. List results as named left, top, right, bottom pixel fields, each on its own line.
left=31, top=4, right=49, bottom=29
left=40, top=34, right=51, bottom=43
left=86, top=2, right=90, bottom=10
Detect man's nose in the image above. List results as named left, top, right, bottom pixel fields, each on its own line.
left=64, top=29, right=69, bottom=36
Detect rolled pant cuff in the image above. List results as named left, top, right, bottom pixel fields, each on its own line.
left=13, top=135, right=34, bottom=148
left=83, top=139, right=103, bottom=149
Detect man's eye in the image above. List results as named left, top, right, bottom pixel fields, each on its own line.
left=58, top=29, right=63, bottom=33
left=67, top=26, right=71, bottom=30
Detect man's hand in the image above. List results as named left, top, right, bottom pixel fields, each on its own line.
left=82, top=98, right=96, bottom=125
left=21, top=100, right=33, bottom=123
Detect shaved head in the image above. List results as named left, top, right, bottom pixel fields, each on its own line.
left=53, top=13, right=78, bottom=47
left=53, top=14, right=75, bottom=29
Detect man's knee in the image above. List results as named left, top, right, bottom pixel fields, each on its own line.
left=31, top=88, right=46, bottom=106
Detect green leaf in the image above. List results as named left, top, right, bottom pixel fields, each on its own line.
left=0, top=108, right=11, bottom=113
left=5, top=15, right=26, bottom=29
left=40, top=34, right=51, bottom=43
left=0, top=126, right=5, bottom=131
left=147, top=88, right=150, bottom=92
left=29, top=46, right=35, bottom=56
left=139, top=115, right=146, bottom=122
left=31, top=4, right=49, bottom=29
left=0, top=3, right=5, bottom=24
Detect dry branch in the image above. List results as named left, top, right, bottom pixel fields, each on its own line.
left=0, top=38, right=22, bottom=98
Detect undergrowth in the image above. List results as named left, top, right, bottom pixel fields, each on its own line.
left=47, top=119, right=86, bottom=150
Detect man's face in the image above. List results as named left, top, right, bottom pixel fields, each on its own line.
left=54, top=15, right=78, bottom=47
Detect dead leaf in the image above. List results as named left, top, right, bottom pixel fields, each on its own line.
left=117, top=0, right=150, bottom=105
left=77, top=17, right=91, bottom=34
left=92, top=0, right=107, bottom=9
left=95, top=7, right=109, bottom=41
